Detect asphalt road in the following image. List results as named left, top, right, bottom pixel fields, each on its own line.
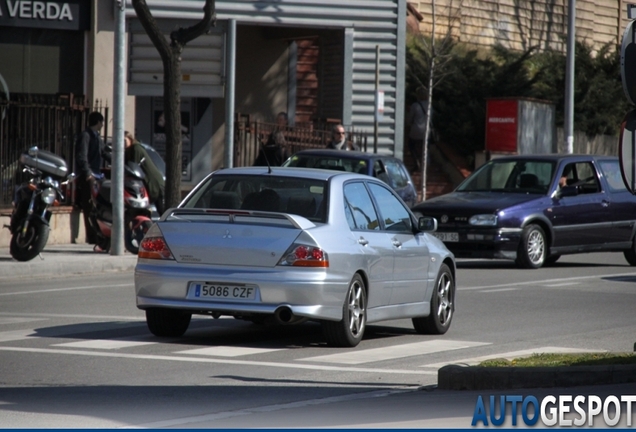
left=0, top=251, right=635, bottom=427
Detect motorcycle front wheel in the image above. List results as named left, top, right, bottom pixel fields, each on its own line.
left=125, top=220, right=153, bottom=254
left=10, top=220, right=50, bottom=262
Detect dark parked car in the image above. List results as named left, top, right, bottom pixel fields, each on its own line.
left=283, top=149, right=418, bottom=206
left=411, top=154, right=636, bottom=268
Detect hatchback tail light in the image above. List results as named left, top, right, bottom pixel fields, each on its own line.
left=139, top=236, right=175, bottom=260
left=278, top=243, right=329, bottom=267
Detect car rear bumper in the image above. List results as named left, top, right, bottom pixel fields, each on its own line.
left=435, top=227, right=523, bottom=260
left=134, top=260, right=350, bottom=322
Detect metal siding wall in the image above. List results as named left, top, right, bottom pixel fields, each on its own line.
left=125, top=0, right=403, bottom=155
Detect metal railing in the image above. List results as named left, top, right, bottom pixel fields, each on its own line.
left=233, top=113, right=368, bottom=167
left=0, top=94, right=109, bottom=208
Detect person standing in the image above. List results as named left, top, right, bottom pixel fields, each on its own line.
left=407, top=86, right=429, bottom=171
left=254, top=112, right=289, bottom=166
left=124, top=131, right=165, bottom=215
left=326, top=124, right=359, bottom=151
left=74, top=111, right=104, bottom=245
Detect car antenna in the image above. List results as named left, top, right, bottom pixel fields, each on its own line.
left=259, top=140, right=273, bottom=174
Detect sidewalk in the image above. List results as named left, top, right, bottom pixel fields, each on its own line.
left=0, top=243, right=137, bottom=280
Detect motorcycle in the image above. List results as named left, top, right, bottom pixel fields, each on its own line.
left=88, top=159, right=154, bottom=254
left=7, top=146, right=75, bottom=261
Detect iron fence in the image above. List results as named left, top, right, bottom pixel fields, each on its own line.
left=233, top=113, right=368, bottom=168
left=0, top=94, right=109, bottom=208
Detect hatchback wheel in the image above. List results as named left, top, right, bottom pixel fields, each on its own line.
left=624, top=238, right=636, bottom=266
left=413, top=263, right=454, bottom=334
left=322, top=274, right=366, bottom=347
left=516, top=224, right=546, bottom=269
left=146, top=308, right=192, bottom=337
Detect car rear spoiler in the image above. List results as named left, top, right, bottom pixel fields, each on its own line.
left=163, top=208, right=316, bottom=230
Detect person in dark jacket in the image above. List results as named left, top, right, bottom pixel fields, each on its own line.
left=74, top=111, right=104, bottom=245
left=254, top=112, right=289, bottom=166
left=124, top=131, right=165, bottom=215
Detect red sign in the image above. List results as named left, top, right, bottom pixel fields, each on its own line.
left=485, top=100, right=518, bottom=153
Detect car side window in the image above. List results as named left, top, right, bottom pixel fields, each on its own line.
left=367, top=183, right=413, bottom=232
left=343, top=182, right=380, bottom=231
left=373, top=160, right=390, bottom=185
left=384, top=159, right=408, bottom=188
left=598, top=160, right=628, bottom=192
left=575, top=162, right=601, bottom=194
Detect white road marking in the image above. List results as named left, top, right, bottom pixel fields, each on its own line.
left=0, top=329, right=36, bottom=342
left=462, top=271, right=636, bottom=291
left=0, top=283, right=132, bottom=297
left=480, top=288, right=518, bottom=293
left=0, top=317, right=47, bottom=325
left=543, top=282, right=581, bottom=287
left=122, top=388, right=416, bottom=429
left=0, top=346, right=436, bottom=375
left=175, top=346, right=284, bottom=357
left=299, top=340, right=490, bottom=365
left=52, top=338, right=157, bottom=350
left=420, top=346, right=607, bottom=368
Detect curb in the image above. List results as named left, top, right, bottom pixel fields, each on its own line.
left=438, top=364, right=636, bottom=390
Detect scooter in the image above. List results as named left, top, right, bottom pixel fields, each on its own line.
left=88, top=160, right=154, bottom=254
left=6, top=146, right=75, bottom=261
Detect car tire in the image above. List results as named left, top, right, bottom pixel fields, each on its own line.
left=322, top=274, right=367, bottom=347
left=515, top=224, right=546, bottom=269
left=624, top=239, right=636, bottom=266
left=412, top=263, right=454, bottom=334
left=146, top=308, right=192, bottom=337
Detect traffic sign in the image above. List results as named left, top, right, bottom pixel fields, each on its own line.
left=621, top=20, right=636, bottom=105
left=619, top=109, right=636, bottom=193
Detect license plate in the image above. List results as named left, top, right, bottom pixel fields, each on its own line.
left=433, top=232, right=459, bottom=242
left=189, top=282, right=258, bottom=301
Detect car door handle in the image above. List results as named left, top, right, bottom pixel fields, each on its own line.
left=358, top=237, right=369, bottom=246
left=392, top=240, right=402, bottom=248
left=601, top=200, right=610, bottom=208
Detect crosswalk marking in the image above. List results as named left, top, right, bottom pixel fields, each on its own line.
left=52, top=337, right=157, bottom=350
left=0, top=317, right=47, bottom=325
left=0, top=329, right=36, bottom=342
left=420, top=346, right=607, bottom=368
left=299, top=340, right=490, bottom=365
left=174, top=346, right=285, bottom=357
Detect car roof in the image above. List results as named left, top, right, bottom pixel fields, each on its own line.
left=487, top=154, right=618, bottom=163
left=211, top=166, right=372, bottom=182
left=291, top=148, right=397, bottom=161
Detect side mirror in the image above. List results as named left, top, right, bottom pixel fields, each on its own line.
left=418, top=216, right=438, bottom=232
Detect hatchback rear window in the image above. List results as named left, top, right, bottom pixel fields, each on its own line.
left=181, top=175, right=328, bottom=223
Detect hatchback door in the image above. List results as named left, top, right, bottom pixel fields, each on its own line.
left=157, top=212, right=303, bottom=267
left=367, top=182, right=429, bottom=305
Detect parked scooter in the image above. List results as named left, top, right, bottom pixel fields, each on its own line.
left=6, top=146, right=75, bottom=261
left=88, top=160, right=154, bottom=254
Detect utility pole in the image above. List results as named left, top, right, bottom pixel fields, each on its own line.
left=111, top=0, right=126, bottom=255
left=564, top=0, right=576, bottom=154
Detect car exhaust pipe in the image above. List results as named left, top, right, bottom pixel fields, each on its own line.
left=274, top=306, right=294, bottom=324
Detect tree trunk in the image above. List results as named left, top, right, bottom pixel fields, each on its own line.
left=132, top=0, right=215, bottom=209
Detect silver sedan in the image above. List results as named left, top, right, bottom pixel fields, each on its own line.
left=134, top=167, right=456, bottom=347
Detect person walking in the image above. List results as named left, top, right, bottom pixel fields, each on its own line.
left=124, top=131, right=165, bottom=215
left=74, top=111, right=104, bottom=245
left=407, top=86, right=429, bottom=171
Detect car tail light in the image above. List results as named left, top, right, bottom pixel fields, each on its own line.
left=279, top=243, right=329, bottom=267
left=139, top=236, right=174, bottom=260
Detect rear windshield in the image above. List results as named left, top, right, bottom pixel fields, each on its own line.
left=181, top=175, right=328, bottom=223
left=458, top=159, right=555, bottom=194
left=284, top=154, right=368, bottom=175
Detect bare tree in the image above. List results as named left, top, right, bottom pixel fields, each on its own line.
left=408, top=0, right=459, bottom=200
left=132, top=0, right=215, bottom=208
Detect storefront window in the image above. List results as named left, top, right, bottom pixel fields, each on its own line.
left=0, top=27, right=83, bottom=100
